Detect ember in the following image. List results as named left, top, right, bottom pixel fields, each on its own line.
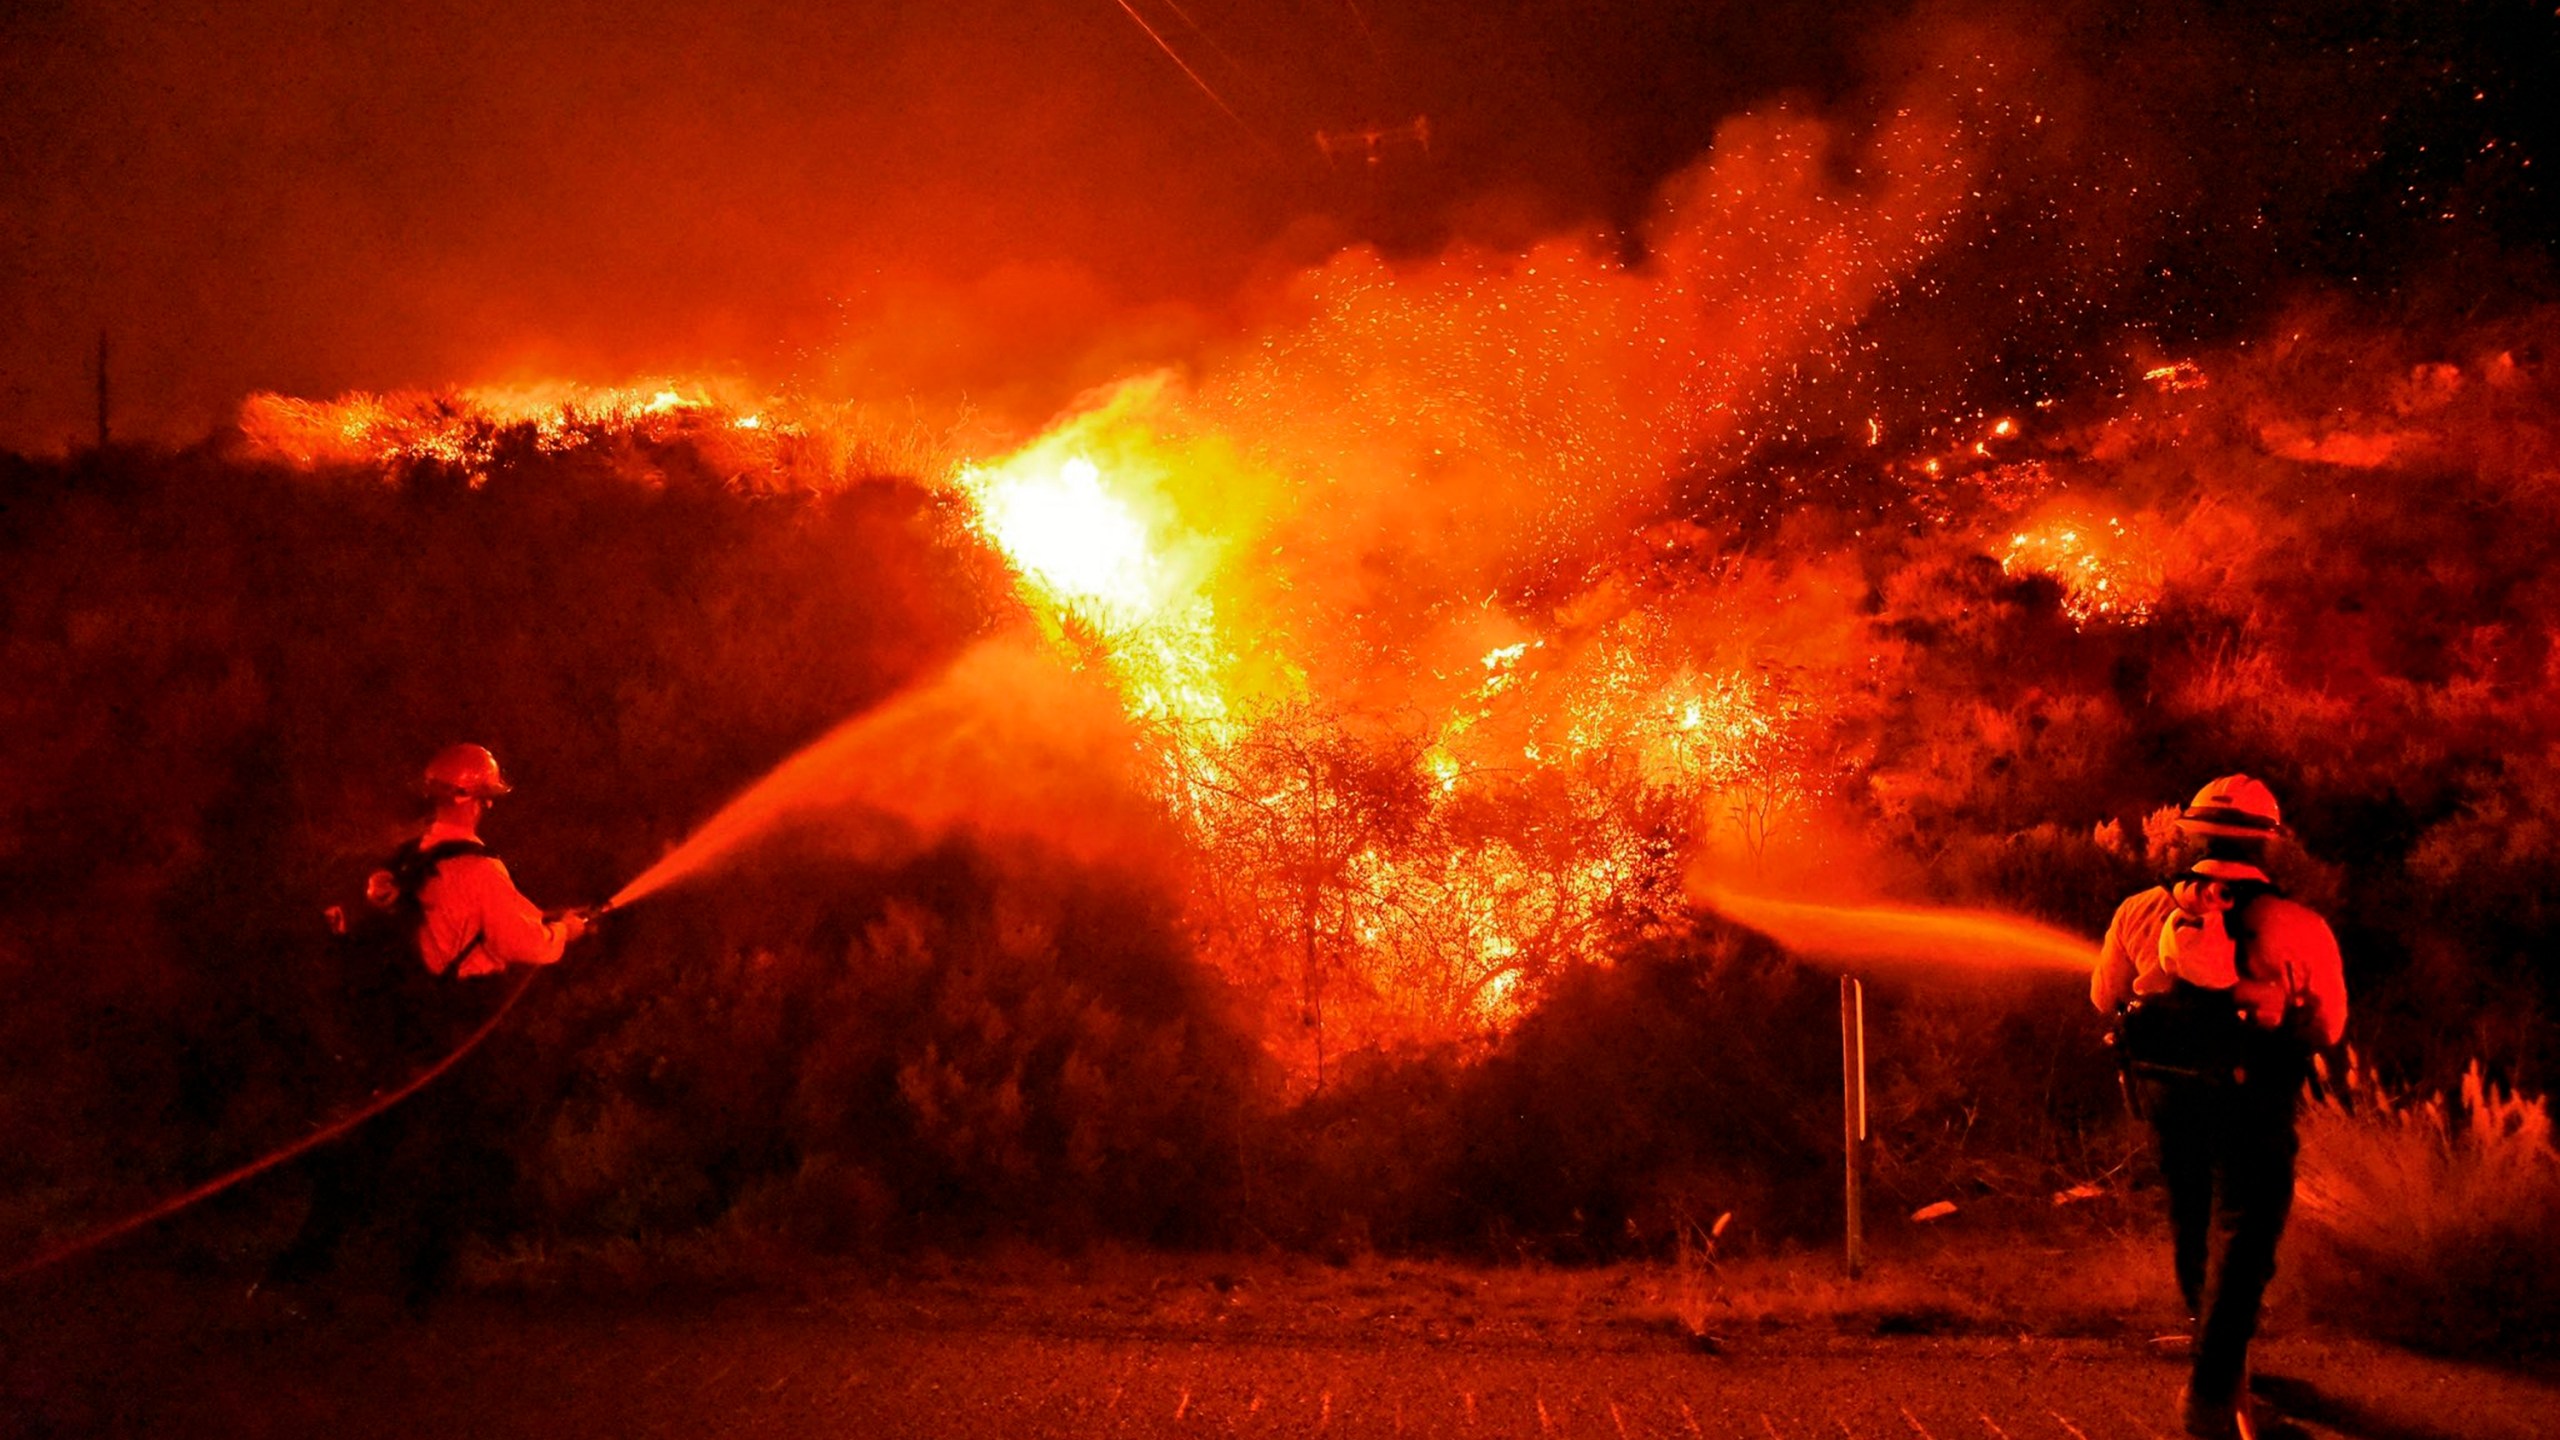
left=2000, top=512, right=2164, bottom=624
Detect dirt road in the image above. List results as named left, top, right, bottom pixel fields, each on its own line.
left=7, top=1264, right=2551, bottom=1440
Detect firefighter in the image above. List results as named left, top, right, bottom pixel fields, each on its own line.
left=401, top=743, right=594, bottom=975
left=2094, top=775, right=2347, bottom=1440
left=267, top=743, right=594, bottom=1306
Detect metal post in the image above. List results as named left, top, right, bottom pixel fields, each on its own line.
left=1841, top=973, right=1866, bottom=1277
left=94, top=330, right=111, bottom=452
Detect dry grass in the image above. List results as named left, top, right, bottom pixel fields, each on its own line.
left=464, top=1212, right=2181, bottom=1352
left=1662, top=1208, right=1730, bottom=1341
left=2291, top=1052, right=2560, bottom=1358
left=1632, top=1221, right=2169, bottom=1343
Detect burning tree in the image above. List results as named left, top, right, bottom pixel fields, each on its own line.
left=937, top=395, right=1849, bottom=1083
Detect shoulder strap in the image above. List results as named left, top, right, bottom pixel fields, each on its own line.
left=2227, top=891, right=2309, bottom=999
left=441, top=931, right=488, bottom=978
left=2166, top=866, right=2281, bottom=895
left=416, top=837, right=490, bottom=867
left=394, top=838, right=494, bottom=977
left=388, top=837, right=488, bottom=891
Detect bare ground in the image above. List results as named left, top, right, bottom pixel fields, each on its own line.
left=5, top=1250, right=2553, bottom=1440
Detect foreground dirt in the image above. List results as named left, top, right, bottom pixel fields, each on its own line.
left=6, top=1259, right=2553, bottom=1440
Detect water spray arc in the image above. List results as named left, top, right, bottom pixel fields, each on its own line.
left=1697, top=887, right=2098, bottom=975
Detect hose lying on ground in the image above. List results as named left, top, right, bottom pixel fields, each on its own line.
left=0, top=967, right=541, bottom=1285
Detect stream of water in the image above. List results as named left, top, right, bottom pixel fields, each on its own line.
left=1696, top=885, right=2097, bottom=975
left=606, top=637, right=1152, bottom=911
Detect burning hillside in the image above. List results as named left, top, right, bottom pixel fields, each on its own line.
left=7, top=1, right=2558, bottom=1316
left=216, top=80, right=1993, bottom=1071
left=205, top=2, right=2560, bottom=1084
left=226, top=288, right=2560, bottom=1099
left=70, top=284, right=2541, bottom=1268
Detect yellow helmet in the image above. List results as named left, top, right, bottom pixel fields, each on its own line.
left=2176, top=774, right=2283, bottom=839
left=422, top=743, right=512, bottom=801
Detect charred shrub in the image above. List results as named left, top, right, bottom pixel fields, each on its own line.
left=1244, top=1044, right=1471, bottom=1255
left=1859, top=975, right=2131, bottom=1208
left=1229, top=922, right=1845, bottom=1262
left=1930, top=821, right=2154, bottom=937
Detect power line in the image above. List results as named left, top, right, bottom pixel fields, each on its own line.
left=1152, top=0, right=1255, bottom=85
left=1102, top=0, right=1281, bottom=158
left=1337, top=0, right=1382, bottom=61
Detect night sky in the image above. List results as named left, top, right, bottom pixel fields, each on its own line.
left=2, top=0, right=2551, bottom=452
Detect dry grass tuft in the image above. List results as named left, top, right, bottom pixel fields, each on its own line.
left=1664, top=1207, right=1731, bottom=1343
left=2292, top=1052, right=2560, bottom=1358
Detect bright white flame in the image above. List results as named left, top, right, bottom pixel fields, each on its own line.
left=969, top=457, right=1157, bottom=624
left=1425, top=748, right=1461, bottom=792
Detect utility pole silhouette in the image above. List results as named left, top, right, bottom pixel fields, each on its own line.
left=93, top=330, right=111, bottom=451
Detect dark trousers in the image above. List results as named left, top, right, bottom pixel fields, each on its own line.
left=2142, top=1075, right=2299, bottom=1405
left=269, top=1030, right=515, bottom=1302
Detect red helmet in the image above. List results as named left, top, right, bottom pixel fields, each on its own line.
left=422, top=743, right=513, bottom=800
left=2176, top=774, right=2283, bottom=839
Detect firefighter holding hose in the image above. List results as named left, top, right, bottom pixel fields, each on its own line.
left=269, top=744, right=597, bottom=1306
left=392, top=743, right=595, bottom=976
left=2094, top=775, right=2347, bottom=1440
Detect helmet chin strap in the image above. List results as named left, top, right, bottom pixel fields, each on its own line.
left=2192, top=856, right=2270, bottom=882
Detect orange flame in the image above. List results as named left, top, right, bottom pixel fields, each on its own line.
left=2001, top=512, right=2164, bottom=624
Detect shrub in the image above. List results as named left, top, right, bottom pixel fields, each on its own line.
left=2291, top=1052, right=2560, bottom=1358
left=525, top=847, right=1263, bottom=1250
left=1436, top=923, right=1842, bottom=1258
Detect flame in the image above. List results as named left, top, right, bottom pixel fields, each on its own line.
left=949, top=388, right=1260, bottom=730
left=964, top=456, right=1160, bottom=627
left=2144, top=360, right=2209, bottom=392
left=237, top=382, right=769, bottom=472
left=2001, top=511, right=2164, bottom=624
left=949, top=389, right=1837, bottom=1056
left=232, top=85, right=2036, bottom=1068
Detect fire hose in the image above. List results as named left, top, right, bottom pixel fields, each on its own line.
left=1, top=958, right=552, bottom=1285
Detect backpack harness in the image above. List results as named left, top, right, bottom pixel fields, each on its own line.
left=330, top=836, right=492, bottom=977
left=2109, top=872, right=2309, bottom=1094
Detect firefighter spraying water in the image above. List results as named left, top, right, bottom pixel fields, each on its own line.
left=1, top=641, right=1154, bottom=1289
left=1, top=746, right=614, bottom=1290
left=2095, top=775, right=2348, bottom=1440
left=269, top=744, right=601, bottom=1306
left=345, top=744, right=600, bottom=974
